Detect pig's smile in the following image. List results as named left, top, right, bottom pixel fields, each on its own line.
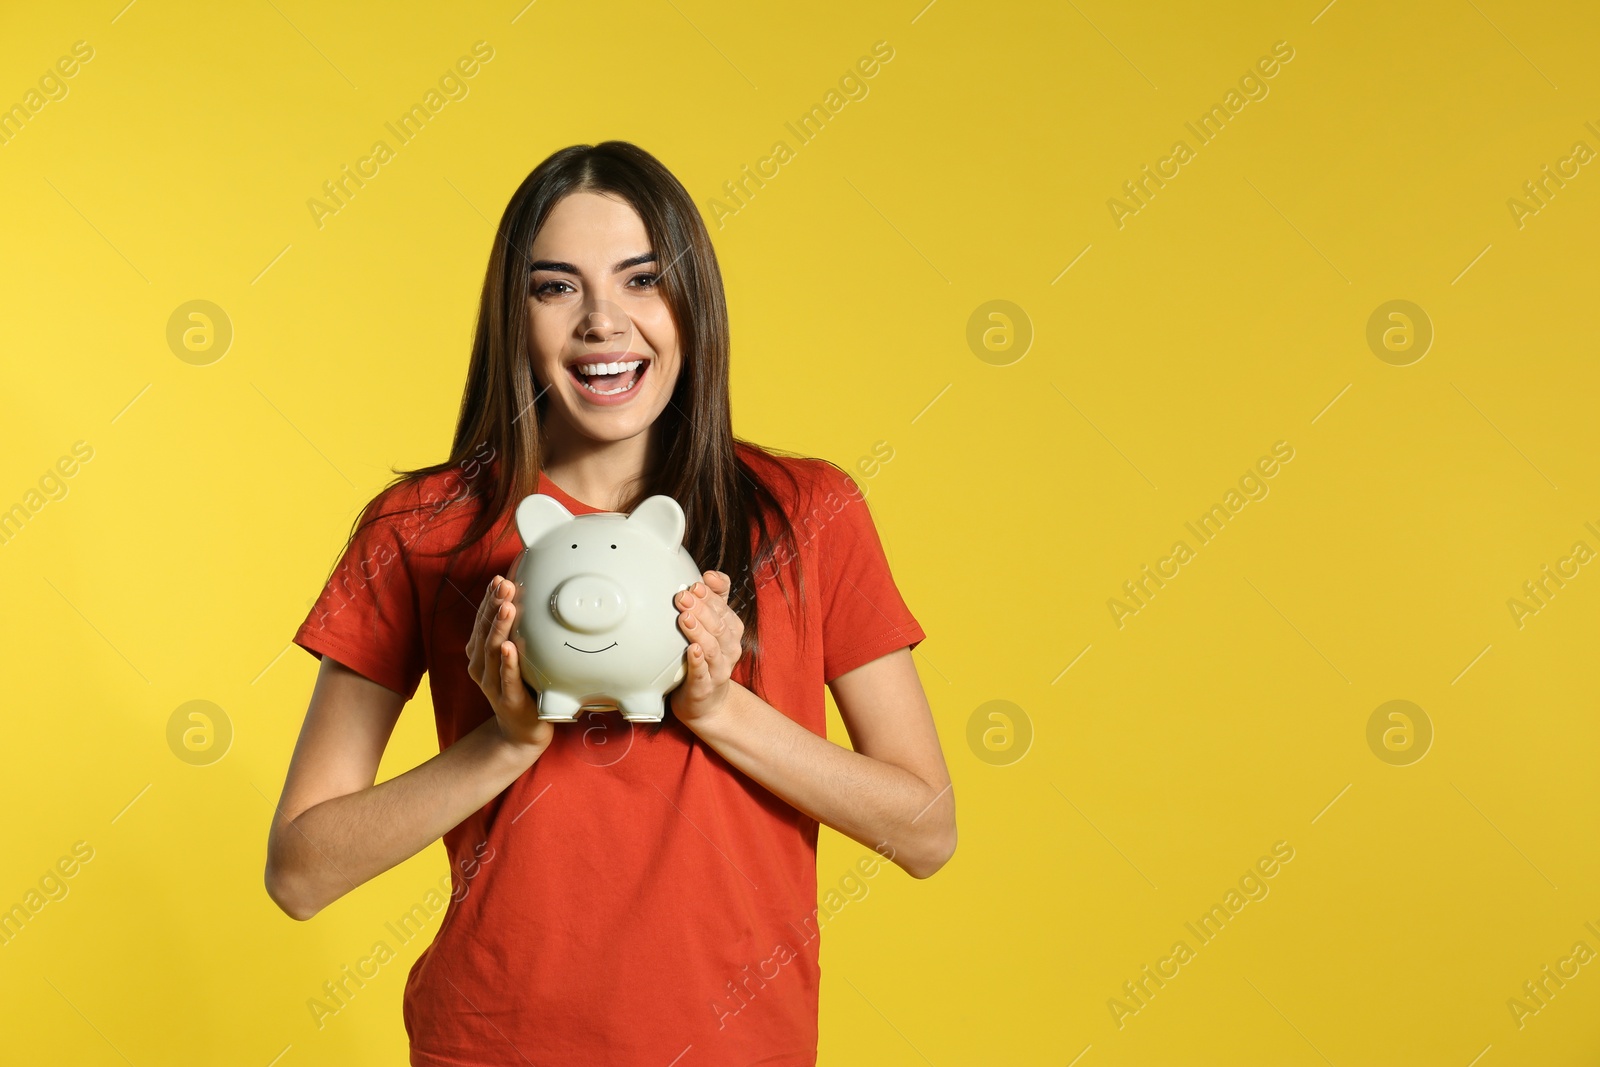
left=563, top=641, right=618, bottom=654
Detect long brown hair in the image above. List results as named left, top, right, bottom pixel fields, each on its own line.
left=325, top=141, right=811, bottom=707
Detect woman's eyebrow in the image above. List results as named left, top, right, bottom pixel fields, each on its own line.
left=530, top=252, right=658, bottom=274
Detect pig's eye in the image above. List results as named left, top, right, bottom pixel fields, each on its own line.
left=610, top=544, right=616, bottom=549
left=570, top=544, right=577, bottom=548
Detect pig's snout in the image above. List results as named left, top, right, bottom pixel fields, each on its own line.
left=549, top=574, right=628, bottom=634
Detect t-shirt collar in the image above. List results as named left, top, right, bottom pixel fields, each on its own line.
left=536, top=469, right=604, bottom=515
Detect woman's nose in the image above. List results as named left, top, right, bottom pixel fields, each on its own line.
left=579, top=301, right=630, bottom=344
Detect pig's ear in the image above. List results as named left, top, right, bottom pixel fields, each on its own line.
left=627, top=495, right=686, bottom=547
left=515, top=493, right=573, bottom=547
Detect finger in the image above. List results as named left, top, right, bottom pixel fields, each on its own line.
left=681, top=590, right=738, bottom=664
left=478, top=587, right=515, bottom=695
left=499, top=641, right=527, bottom=709
left=468, top=576, right=504, bottom=661
left=687, top=641, right=709, bottom=682
left=478, top=575, right=504, bottom=627
left=678, top=614, right=700, bottom=660
left=681, top=586, right=722, bottom=628
left=468, top=581, right=505, bottom=672
left=491, top=592, right=516, bottom=647
left=679, top=603, right=721, bottom=657
left=715, top=613, right=742, bottom=662
left=677, top=597, right=709, bottom=649
left=692, top=599, right=725, bottom=637
left=700, top=586, right=736, bottom=627
left=700, top=598, right=743, bottom=663
left=477, top=627, right=503, bottom=694
left=692, top=574, right=733, bottom=616
left=675, top=607, right=701, bottom=668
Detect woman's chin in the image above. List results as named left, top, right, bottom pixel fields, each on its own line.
left=557, top=399, right=660, bottom=441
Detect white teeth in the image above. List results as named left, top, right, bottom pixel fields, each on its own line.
left=574, top=359, right=643, bottom=376
left=571, top=358, right=645, bottom=397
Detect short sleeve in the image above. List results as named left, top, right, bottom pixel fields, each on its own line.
left=813, top=462, right=926, bottom=683
left=293, top=499, right=427, bottom=700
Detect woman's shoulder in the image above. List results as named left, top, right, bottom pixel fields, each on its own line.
left=350, top=465, right=491, bottom=556
left=734, top=440, right=853, bottom=508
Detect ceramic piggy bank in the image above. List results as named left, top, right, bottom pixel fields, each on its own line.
left=509, top=492, right=704, bottom=722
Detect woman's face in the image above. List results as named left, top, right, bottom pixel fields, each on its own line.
left=525, top=191, right=682, bottom=450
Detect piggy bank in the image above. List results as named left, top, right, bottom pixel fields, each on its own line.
left=509, top=492, right=704, bottom=722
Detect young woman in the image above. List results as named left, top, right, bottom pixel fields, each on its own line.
left=264, top=141, right=956, bottom=1066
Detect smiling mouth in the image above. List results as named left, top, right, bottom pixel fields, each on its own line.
left=566, top=356, right=649, bottom=397
left=563, top=641, right=619, bottom=654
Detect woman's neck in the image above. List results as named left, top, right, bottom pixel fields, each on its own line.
left=539, top=428, right=657, bottom=513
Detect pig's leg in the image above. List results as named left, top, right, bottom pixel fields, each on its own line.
left=619, top=693, right=665, bottom=723
left=537, top=689, right=583, bottom=722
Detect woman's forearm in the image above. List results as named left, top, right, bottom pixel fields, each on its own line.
left=265, top=717, right=541, bottom=920
left=685, top=683, right=955, bottom=877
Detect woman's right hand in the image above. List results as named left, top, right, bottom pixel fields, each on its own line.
left=467, top=573, right=554, bottom=755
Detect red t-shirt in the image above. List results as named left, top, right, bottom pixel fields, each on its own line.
left=292, top=444, right=925, bottom=1066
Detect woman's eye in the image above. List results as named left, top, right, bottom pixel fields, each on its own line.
left=533, top=274, right=655, bottom=297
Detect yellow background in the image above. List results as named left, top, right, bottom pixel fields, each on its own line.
left=2, top=0, right=1597, bottom=1063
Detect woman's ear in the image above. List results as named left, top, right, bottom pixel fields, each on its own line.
left=515, top=493, right=574, bottom=547
left=626, top=495, right=687, bottom=548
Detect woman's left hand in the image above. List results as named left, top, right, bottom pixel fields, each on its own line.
left=671, top=569, right=744, bottom=727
